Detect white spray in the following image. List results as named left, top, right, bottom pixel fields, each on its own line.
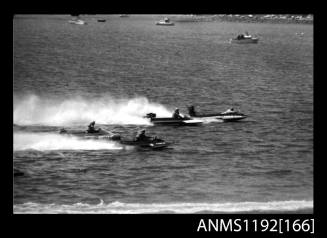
left=13, top=94, right=172, bottom=126
left=13, top=132, right=123, bottom=151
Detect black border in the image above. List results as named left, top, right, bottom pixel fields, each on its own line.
left=9, top=3, right=321, bottom=237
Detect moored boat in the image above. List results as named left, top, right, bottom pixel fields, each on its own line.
left=230, top=32, right=258, bottom=44
left=68, top=19, right=87, bottom=25
left=156, top=17, right=175, bottom=26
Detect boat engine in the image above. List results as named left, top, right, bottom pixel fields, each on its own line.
left=145, top=113, right=156, bottom=118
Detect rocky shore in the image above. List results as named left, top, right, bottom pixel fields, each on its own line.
left=171, top=14, right=313, bottom=24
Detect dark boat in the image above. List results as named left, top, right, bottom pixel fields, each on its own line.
left=97, top=19, right=106, bottom=22
left=14, top=168, right=24, bottom=177
left=145, top=113, right=203, bottom=126
left=156, top=17, right=175, bottom=26
left=59, top=128, right=121, bottom=140
left=230, top=32, right=259, bottom=44
left=187, top=106, right=247, bottom=122
left=120, top=137, right=170, bottom=149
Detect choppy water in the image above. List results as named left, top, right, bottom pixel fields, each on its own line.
left=13, top=15, right=313, bottom=213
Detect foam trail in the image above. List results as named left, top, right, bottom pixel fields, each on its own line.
left=14, top=132, right=122, bottom=151
left=14, top=200, right=313, bottom=214
left=14, top=94, right=172, bottom=126
left=200, top=117, right=224, bottom=124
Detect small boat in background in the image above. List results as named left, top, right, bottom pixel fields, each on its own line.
left=68, top=19, right=87, bottom=25
left=14, top=168, right=24, bottom=177
left=296, top=32, right=305, bottom=36
left=230, top=32, right=258, bottom=44
left=68, top=15, right=87, bottom=25
left=156, top=17, right=175, bottom=26
left=119, top=14, right=129, bottom=17
left=97, top=19, right=106, bottom=22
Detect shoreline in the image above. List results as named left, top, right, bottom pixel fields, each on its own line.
left=171, top=15, right=313, bottom=25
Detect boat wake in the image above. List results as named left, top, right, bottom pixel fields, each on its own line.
left=13, top=132, right=122, bottom=151
left=13, top=94, right=172, bottom=126
left=13, top=200, right=313, bottom=214
left=199, top=117, right=224, bottom=124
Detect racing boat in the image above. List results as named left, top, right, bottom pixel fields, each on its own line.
left=145, top=113, right=203, bottom=126
left=120, top=137, right=170, bottom=149
left=59, top=128, right=121, bottom=140
left=187, top=106, right=247, bottom=122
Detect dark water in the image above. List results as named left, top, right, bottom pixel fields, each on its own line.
left=13, top=15, right=313, bottom=213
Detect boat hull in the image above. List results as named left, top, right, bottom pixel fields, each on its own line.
left=145, top=113, right=202, bottom=126
left=120, top=139, right=169, bottom=149
left=156, top=22, right=175, bottom=26
left=68, top=20, right=86, bottom=25
left=150, top=117, right=202, bottom=126
left=230, top=38, right=258, bottom=44
left=191, top=113, right=247, bottom=122
left=59, top=128, right=121, bottom=140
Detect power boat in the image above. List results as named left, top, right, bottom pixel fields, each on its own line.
left=230, top=32, right=258, bottom=44
left=187, top=106, right=247, bottom=122
left=120, top=137, right=170, bottom=150
left=59, top=127, right=121, bottom=141
left=145, top=113, right=203, bottom=126
left=97, top=19, right=106, bottom=22
left=156, top=17, right=175, bottom=26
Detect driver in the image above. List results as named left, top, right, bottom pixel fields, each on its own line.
left=172, top=108, right=183, bottom=119
left=135, top=129, right=150, bottom=141
left=87, top=121, right=96, bottom=133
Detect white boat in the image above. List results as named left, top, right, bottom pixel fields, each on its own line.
left=68, top=19, right=86, bottom=25
left=187, top=106, right=247, bottom=122
left=156, top=17, right=174, bottom=26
